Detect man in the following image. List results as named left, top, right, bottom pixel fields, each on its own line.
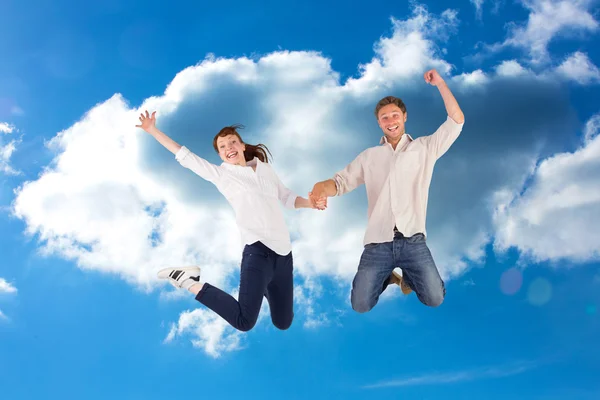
left=310, top=69, right=465, bottom=312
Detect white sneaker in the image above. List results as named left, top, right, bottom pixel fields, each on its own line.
left=157, top=266, right=201, bottom=290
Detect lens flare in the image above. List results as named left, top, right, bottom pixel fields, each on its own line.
left=527, top=277, right=552, bottom=306
left=500, top=267, right=522, bottom=295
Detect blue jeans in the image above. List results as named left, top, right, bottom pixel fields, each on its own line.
left=196, top=241, right=294, bottom=332
left=351, top=231, right=446, bottom=312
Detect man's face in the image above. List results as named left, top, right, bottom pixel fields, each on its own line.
left=377, top=104, right=407, bottom=141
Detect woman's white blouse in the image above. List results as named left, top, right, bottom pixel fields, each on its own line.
left=175, top=146, right=298, bottom=255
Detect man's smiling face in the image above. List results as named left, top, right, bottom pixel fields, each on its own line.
left=377, top=103, right=407, bottom=141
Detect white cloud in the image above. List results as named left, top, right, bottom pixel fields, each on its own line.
left=344, top=5, right=456, bottom=94
left=164, top=307, right=244, bottom=358
left=0, top=278, right=17, bottom=294
left=452, top=69, right=489, bottom=86
left=493, top=53, right=600, bottom=85
left=491, top=0, right=599, bottom=64
left=12, top=99, right=243, bottom=290
left=294, top=279, right=339, bottom=329
left=0, top=122, right=15, bottom=134
left=0, top=278, right=17, bottom=322
left=495, top=60, right=530, bottom=77
left=556, top=51, right=600, bottom=84
left=493, top=112, right=600, bottom=263
left=584, top=114, right=600, bottom=144
left=363, top=360, right=538, bottom=388
left=0, top=122, right=20, bottom=175
left=471, top=0, right=485, bottom=20
left=1, top=141, right=19, bottom=175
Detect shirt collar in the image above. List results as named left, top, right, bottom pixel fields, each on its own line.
left=379, top=133, right=414, bottom=146
left=221, top=157, right=260, bottom=169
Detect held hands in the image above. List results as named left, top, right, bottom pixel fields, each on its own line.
left=310, top=182, right=328, bottom=200
left=136, top=110, right=157, bottom=132
left=424, top=69, right=445, bottom=86
left=309, top=182, right=328, bottom=210
left=308, top=191, right=328, bottom=210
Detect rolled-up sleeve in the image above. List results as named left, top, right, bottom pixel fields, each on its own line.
left=424, top=116, right=464, bottom=160
left=273, top=171, right=298, bottom=210
left=279, top=184, right=298, bottom=209
left=175, top=146, right=222, bottom=183
left=333, top=152, right=365, bottom=196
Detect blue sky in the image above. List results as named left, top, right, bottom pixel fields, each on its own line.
left=1, top=0, right=600, bottom=399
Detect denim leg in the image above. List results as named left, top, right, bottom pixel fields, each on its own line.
left=351, top=242, right=395, bottom=313
left=395, top=233, right=445, bottom=307
left=264, top=252, right=294, bottom=330
left=196, top=242, right=274, bottom=332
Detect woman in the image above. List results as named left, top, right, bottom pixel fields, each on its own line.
left=136, top=110, right=326, bottom=332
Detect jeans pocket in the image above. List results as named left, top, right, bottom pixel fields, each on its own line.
left=243, top=250, right=270, bottom=259
left=406, top=233, right=425, bottom=244
left=243, top=242, right=270, bottom=258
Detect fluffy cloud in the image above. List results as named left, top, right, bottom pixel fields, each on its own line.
left=0, top=278, right=17, bottom=294
left=293, top=279, right=345, bottom=329
left=493, top=112, right=600, bottom=262
left=344, top=5, right=457, bottom=95
left=452, top=69, right=489, bottom=86
left=490, top=0, right=599, bottom=64
left=164, top=307, right=244, bottom=358
left=584, top=114, right=600, bottom=144
left=0, top=122, right=15, bottom=134
left=492, top=53, right=600, bottom=85
left=470, top=0, right=485, bottom=20
left=9, top=3, right=592, bottom=356
left=0, top=278, right=17, bottom=321
left=0, top=122, right=20, bottom=175
left=556, top=52, right=600, bottom=84
left=12, top=99, right=243, bottom=290
left=495, top=60, right=531, bottom=77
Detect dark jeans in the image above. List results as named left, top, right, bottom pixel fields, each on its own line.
left=351, top=230, right=446, bottom=313
left=196, top=241, right=294, bottom=332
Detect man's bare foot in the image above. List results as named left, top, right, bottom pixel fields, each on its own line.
left=391, top=270, right=413, bottom=295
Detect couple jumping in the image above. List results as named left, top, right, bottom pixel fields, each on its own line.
left=136, top=69, right=464, bottom=333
